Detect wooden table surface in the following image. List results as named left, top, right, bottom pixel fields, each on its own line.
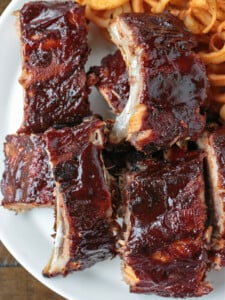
left=0, top=1, right=65, bottom=299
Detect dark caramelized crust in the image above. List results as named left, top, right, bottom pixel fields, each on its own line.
left=122, top=152, right=212, bottom=297
left=198, top=127, right=225, bottom=268
left=18, top=1, right=91, bottom=133
left=89, top=50, right=129, bottom=114
left=43, top=119, right=115, bottom=276
left=109, top=13, right=208, bottom=151
left=1, top=134, right=55, bottom=212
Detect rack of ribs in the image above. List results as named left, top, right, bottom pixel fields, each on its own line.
left=88, top=50, right=129, bottom=114
left=18, top=1, right=91, bottom=134
left=109, top=12, right=208, bottom=152
left=43, top=118, right=116, bottom=276
left=198, top=127, right=225, bottom=268
left=1, top=134, right=55, bottom=212
left=120, top=151, right=212, bottom=297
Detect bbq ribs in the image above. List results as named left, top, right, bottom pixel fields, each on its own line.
left=1, top=3, right=225, bottom=297
left=43, top=118, right=116, bottom=276
left=1, top=134, right=55, bottom=212
left=18, top=1, right=91, bottom=133
left=108, top=13, right=208, bottom=152
left=121, top=151, right=212, bottom=297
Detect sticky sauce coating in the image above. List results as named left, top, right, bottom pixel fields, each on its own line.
left=128, top=13, right=208, bottom=150
left=123, top=152, right=212, bottom=297
left=18, top=1, right=91, bottom=133
left=109, top=13, right=209, bottom=151
left=1, top=134, right=55, bottom=210
left=43, top=119, right=115, bottom=276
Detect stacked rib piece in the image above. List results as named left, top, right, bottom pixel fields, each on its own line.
left=1, top=1, right=225, bottom=298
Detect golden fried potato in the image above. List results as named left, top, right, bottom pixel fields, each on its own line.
left=85, top=0, right=129, bottom=10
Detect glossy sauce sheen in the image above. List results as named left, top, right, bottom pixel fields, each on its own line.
left=124, top=152, right=212, bottom=297
left=45, top=119, right=115, bottom=272
left=89, top=50, right=129, bottom=113
left=117, top=13, right=208, bottom=151
left=1, top=134, right=55, bottom=207
left=18, top=1, right=90, bottom=133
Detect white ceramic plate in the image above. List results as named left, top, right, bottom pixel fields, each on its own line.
left=0, top=1, right=225, bottom=299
